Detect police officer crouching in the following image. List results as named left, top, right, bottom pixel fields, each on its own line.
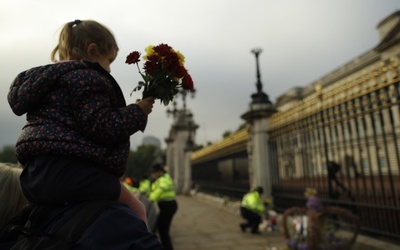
left=239, top=186, right=265, bottom=235
left=149, top=164, right=178, bottom=250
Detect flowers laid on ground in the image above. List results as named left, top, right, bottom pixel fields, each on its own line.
left=282, top=188, right=360, bottom=250
left=126, top=44, right=194, bottom=106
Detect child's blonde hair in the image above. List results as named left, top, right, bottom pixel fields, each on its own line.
left=51, top=20, right=118, bottom=62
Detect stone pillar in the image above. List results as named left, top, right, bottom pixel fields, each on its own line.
left=166, top=110, right=197, bottom=195
left=165, top=137, right=174, bottom=178
left=182, top=147, right=193, bottom=195
left=242, top=102, right=275, bottom=198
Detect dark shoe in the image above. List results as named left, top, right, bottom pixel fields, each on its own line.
left=251, top=231, right=261, bottom=235
left=239, top=224, right=246, bottom=232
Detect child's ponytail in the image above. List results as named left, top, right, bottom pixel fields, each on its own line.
left=50, top=20, right=118, bottom=62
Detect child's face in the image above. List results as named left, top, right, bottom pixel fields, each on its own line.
left=92, top=49, right=118, bottom=73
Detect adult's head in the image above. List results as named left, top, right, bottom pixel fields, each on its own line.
left=51, top=20, right=119, bottom=72
left=151, top=163, right=165, bottom=179
left=255, top=186, right=264, bottom=195
left=0, top=163, right=27, bottom=229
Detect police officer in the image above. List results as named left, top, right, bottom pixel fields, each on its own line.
left=139, top=175, right=152, bottom=197
left=149, top=164, right=178, bottom=250
left=239, top=186, right=265, bottom=234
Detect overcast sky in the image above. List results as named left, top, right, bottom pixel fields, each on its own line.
left=1, top=0, right=399, bottom=150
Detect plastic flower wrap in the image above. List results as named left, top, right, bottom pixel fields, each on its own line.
left=126, top=44, right=194, bottom=105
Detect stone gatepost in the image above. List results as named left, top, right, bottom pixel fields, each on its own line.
left=241, top=48, right=276, bottom=199
left=182, top=146, right=193, bottom=195
left=165, top=137, right=174, bottom=178
left=165, top=110, right=197, bottom=195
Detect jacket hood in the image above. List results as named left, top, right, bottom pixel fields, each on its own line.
left=8, top=61, right=103, bottom=116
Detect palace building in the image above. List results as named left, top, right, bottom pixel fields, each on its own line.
left=190, top=10, right=400, bottom=239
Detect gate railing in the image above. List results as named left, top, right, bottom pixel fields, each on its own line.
left=268, top=58, right=400, bottom=240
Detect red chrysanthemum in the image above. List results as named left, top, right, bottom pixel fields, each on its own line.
left=125, top=51, right=141, bottom=64
left=182, top=72, right=194, bottom=90
left=126, top=43, right=195, bottom=106
left=153, top=44, right=172, bottom=57
left=143, top=58, right=159, bottom=74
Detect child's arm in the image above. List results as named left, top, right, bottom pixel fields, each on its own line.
left=118, top=182, right=147, bottom=225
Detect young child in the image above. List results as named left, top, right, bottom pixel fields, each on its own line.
left=8, top=19, right=153, bottom=224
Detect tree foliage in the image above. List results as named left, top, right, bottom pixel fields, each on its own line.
left=237, top=123, right=246, bottom=131
left=0, top=146, right=18, bottom=164
left=126, top=144, right=161, bottom=179
left=222, top=130, right=232, bottom=138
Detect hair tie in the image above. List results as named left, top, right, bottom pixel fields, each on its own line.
left=70, top=19, right=82, bottom=28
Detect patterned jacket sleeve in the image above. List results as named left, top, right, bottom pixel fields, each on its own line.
left=65, top=69, right=147, bottom=145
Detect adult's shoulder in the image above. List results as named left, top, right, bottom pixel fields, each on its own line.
left=75, top=204, right=163, bottom=250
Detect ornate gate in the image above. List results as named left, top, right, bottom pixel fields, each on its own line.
left=269, top=59, right=400, bottom=240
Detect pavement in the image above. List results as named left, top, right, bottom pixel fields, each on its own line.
left=171, top=194, right=287, bottom=250
left=169, top=193, right=400, bottom=250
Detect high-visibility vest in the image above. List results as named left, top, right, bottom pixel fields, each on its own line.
left=139, top=179, right=151, bottom=196
left=123, top=182, right=138, bottom=194
left=149, top=173, right=175, bottom=203
left=241, top=191, right=265, bottom=214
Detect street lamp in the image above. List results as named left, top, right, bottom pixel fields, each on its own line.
left=166, top=89, right=196, bottom=118
left=166, top=100, right=178, bottom=118
left=250, top=48, right=271, bottom=104
left=186, top=112, right=194, bottom=150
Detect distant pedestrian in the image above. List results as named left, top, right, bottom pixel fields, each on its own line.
left=123, top=176, right=139, bottom=194
left=149, top=164, right=178, bottom=250
left=239, top=186, right=265, bottom=235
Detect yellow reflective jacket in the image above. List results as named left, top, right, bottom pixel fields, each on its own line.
left=123, top=182, right=138, bottom=194
left=139, top=179, right=151, bottom=196
left=241, top=191, right=265, bottom=214
left=149, top=173, right=175, bottom=203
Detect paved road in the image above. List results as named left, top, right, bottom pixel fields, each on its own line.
left=170, top=195, right=287, bottom=250
left=169, top=195, right=400, bottom=250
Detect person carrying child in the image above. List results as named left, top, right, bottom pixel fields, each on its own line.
left=7, top=19, right=163, bottom=249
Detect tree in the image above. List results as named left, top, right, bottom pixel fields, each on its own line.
left=0, top=146, right=18, bottom=164
left=126, top=145, right=160, bottom=179
left=237, top=123, right=246, bottom=131
left=222, top=130, right=232, bottom=139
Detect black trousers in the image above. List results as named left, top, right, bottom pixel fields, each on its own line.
left=240, top=207, right=261, bottom=233
left=157, top=200, right=178, bottom=250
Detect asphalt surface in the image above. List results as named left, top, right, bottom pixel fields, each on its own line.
left=170, top=195, right=287, bottom=250
left=169, top=194, right=400, bottom=250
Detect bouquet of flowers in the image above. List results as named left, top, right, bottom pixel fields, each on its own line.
left=126, top=43, right=194, bottom=105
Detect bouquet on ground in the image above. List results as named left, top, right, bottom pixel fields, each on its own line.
left=126, top=43, right=194, bottom=105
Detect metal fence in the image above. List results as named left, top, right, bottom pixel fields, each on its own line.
left=270, top=78, right=400, bottom=240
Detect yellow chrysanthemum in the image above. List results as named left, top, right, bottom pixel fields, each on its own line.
left=143, top=45, right=155, bottom=60
left=176, top=50, right=185, bottom=65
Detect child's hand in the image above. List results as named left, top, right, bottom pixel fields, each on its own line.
left=136, top=97, right=155, bottom=115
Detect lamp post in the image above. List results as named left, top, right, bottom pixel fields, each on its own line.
left=167, top=89, right=196, bottom=119
left=241, top=48, right=276, bottom=198
left=166, top=100, right=178, bottom=118
left=186, top=112, right=194, bottom=149
left=250, top=48, right=271, bottom=104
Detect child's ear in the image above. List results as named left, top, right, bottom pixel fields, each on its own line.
left=87, top=43, right=98, bottom=58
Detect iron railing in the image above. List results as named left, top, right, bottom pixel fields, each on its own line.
left=270, top=78, right=400, bottom=240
